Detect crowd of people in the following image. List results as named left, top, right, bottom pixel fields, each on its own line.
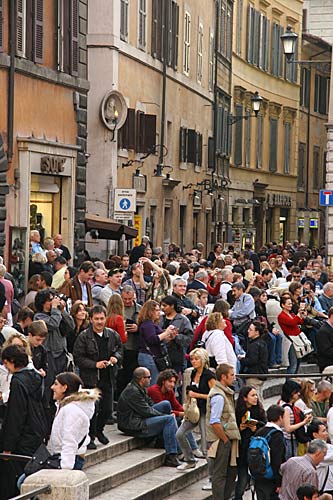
left=1, top=233, right=333, bottom=499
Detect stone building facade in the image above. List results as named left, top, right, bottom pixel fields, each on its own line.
left=0, top=1, right=89, bottom=290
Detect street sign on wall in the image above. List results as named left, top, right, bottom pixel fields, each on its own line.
left=114, top=189, right=136, bottom=212
left=319, top=190, right=333, bottom=206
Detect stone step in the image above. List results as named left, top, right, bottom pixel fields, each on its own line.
left=92, top=457, right=208, bottom=500
left=84, top=426, right=144, bottom=468
left=87, top=447, right=167, bottom=497
left=165, top=479, right=212, bottom=499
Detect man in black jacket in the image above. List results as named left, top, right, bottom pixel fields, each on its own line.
left=0, top=345, right=47, bottom=498
left=73, top=305, right=123, bottom=449
left=316, top=307, right=333, bottom=372
left=172, top=278, right=199, bottom=326
left=254, top=404, right=285, bottom=500
left=117, top=367, right=181, bottom=468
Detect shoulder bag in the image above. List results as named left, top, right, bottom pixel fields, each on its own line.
left=184, top=396, right=200, bottom=424
left=141, top=335, right=172, bottom=371
left=287, top=332, right=313, bottom=359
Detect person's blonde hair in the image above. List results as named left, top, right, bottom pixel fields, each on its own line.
left=206, top=312, right=223, bottom=331
left=2, top=332, right=32, bottom=357
left=189, top=348, right=210, bottom=369
left=299, top=378, right=316, bottom=406
left=106, top=294, right=124, bottom=317
left=185, top=291, right=199, bottom=305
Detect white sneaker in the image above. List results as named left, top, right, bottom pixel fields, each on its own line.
left=177, top=461, right=196, bottom=472
left=202, top=479, right=212, bottom=491
left=193, top=448, right=204, bottom=458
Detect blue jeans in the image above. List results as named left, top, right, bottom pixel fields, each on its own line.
left=268, top=332, right=282, bottom=366
left=286, top=344, right=300, bottom=374
left=234, top=463, right=250, bottom=500
left=138, top=352, right=159, bottom=385
left=74, top=455, right=85, bottom=470
left=137, top=401, right=178, bottom=455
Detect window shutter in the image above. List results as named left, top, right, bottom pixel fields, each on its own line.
left=227, top=112, right=232, bottom=157
left=265, top=18, right=270, bottom=71
left=119, top=109, right=136, bottom=150
left=269, top=118, right=278, bottom=172
left=319, top=76, right=327, bottom=114
left=17, top=0, right=25, bottom=56
left=298, top=143, right=305, bottom=188
left=152, top=0, right=157, bottom=57
left=172, top=2, right=179, bottom=69
left=278, top=26, right=283, bottom=77
left=179, top=127, right=187, bottom=162
left=34, top=0, right=43, bottom=63
left=0, top=0, right=3, bottom=52
left=271, top=23, right=276, bottom=75
left=143, top=114, right=156, bottom=153
left=246, top=5, right=252, bottom=62
left=216, top=106, right=222, bottom=153
left=284, top=122, right=291, bottom=174
left=196, top=133, right=202, bottom=166
left=187, top=129, right=196, bottom=163
left=253, top=10, right=260, bottom=66
left=208, top=137, right=215, bottom=169
left=71, top=0, right=79, bottom=76
left=256, top=114, right=262, bottom=168
left=245, top=111, right=251, bottom=166
left=234, top=104, right=243, bottom=166
left=136, top=111, right=145, bottom=153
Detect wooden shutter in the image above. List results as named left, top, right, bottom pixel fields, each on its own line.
left=17, top=0, right=25, bottom=56
left=265, top=18, right=270, bottom=71
left=187, top=129, right=196, bottom=163
left=253, top=10, right=260, bottom=66
left=0, top=0, right=3, bottom=52
left=298, top=143, right=305, bottom=188
left=319, top=76, right=327, bottom=114
left=179, top=127, right=187, bottom=162
left=269, top=118, right=278, bottom=172
left=227, top=112, right=232, bottom=157
left=34, top=0, right=43, bottom=63
left=208, top=137, right=215, bottom=168
left=71, top=0, right=79, bottom=76
left=246, top=5, right=252, bottom=62
left=234, top=104, right=243, bottom=166
left=171, top=1, right=179, bottom=69
left=196, top=133, right=202, bottom=166
left=256, top=114, right=262, bottom=168
left=143, top=114, right=156, bottom=153
left=136, top=111, right=145, bottom=153
left=284, top=122, right=291, bottom=174
left=119, top=109, right=136, bottom=150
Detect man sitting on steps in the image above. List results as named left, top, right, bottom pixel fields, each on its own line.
left=117, top=366, right=183, bottom=468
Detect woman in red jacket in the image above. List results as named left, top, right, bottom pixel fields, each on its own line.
left=278, top=295, right=307, bottom=374
left=106, top=294, right=127, bottom=344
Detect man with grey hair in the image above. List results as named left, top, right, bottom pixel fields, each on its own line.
left=219, top=269, right=233, bottom=301
left=129, top=236, right=151, bottom=265
left=310, top=380, right=332, bottom=419
left=30, top=229, right=45, bottom=256
left=172, top=277, right=199, bottom=325
left=187, top=270, right=221, bottom=298
left=280, top=439, right=328, bottom=500
left=319, top=283, right=333, bottom=314
left=229, top=282, right=255, bottom=332
left=91, top=268, right=108, bottom=305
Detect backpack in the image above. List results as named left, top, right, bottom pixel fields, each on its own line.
left=282, top=403, right=309, bottom=444
left=248, top=428, right=278, bottom=479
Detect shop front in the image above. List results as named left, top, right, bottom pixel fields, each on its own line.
left=266, top=193, right=293, bottom=244
left=9, top=138, right=78, bottom=289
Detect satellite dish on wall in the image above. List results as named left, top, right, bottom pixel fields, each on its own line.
left=100, top=90, right=128, bottom=131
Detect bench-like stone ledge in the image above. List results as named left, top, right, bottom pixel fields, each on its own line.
left=21, top=470, right=89, bottom=500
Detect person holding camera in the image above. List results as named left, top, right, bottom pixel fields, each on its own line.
left=278, top=296, right=307, bottom=374
left=73, top=305, right=123, bottom=449
left=34, top=288, right=75, bottom=384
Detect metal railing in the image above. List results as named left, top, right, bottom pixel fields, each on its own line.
left=237, top=372, right=327, bottom=379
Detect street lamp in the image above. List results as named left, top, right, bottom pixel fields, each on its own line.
left=251, top=91, right=263, bottom=117
left=110, top=110, right=119, bottom=141
left=229, top=91, right=263, bottom=125
left=281, top=25, right=298, bottom=61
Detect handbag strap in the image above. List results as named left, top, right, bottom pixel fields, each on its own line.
left=78, top=434, right=87, bottom=449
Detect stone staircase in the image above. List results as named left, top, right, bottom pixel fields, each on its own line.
left=84, top=361, right=321, bottom=500
left=84, top=428, right=210, bottom=500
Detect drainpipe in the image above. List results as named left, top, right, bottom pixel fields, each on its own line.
left=8, top=0, right=16, bottom=160
left=159, top=0, right=169, bottom=168
left=212, top=0, right=219, bottom=176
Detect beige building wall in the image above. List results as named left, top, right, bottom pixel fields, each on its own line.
left=230, top=0, right=303, bottom=249
left=116, top=0, right=217, bottom=253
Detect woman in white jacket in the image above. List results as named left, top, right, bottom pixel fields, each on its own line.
left=49, top=372, right=100, bottom=470
left=202, top=312, right=237, bottom=370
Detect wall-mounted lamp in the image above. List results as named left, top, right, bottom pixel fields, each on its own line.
left=281, top=26, right=331, bottom=65
left=228, top=91, right=263, bottom=125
